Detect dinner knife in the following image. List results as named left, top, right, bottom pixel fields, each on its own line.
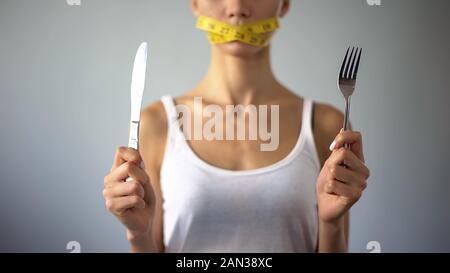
left=128, top=42, right=148, bottom=151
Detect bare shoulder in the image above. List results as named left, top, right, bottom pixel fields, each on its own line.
left=314, top=103, right=344, bottom=137
left=139, top=100, right=168, bottom=171
left=138, top=101, right=168, bottom=252
left=313, top=102, right=345, bottom=166
left=140, top=101, right=167, bottom=135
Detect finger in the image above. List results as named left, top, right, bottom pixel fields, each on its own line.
left=111, top=146, right=142, bottom=171
left=327, top=147, right=360, bottom=168
left=103, top=180, right=145, bottom=199
left=325, top=180, right=362, bottom=201
left=105, top=162, right=149, bottom=187
left=106, top=196, right=145, bottom=215
left=329, top=165, right=368, bottom=190
left=329, top=130, right=364, bottom=162
left=327, top=148, right=370, bottom=178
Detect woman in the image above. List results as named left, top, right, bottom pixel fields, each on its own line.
left=103, top=0, right=370, bottom=253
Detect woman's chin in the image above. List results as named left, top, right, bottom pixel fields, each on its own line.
left=216, top=41, right=267, bottom=58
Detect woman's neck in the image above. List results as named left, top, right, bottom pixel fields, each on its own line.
left=196, top=46, right=283, bottom=105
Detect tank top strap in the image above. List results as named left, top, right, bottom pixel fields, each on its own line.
left=302, top=98, right=313, bottom=136
left=161, top=95, right=177, bottom=120
left=301, top=97, right=321, bottom=170
left=160, top=95, right=180, bottom=144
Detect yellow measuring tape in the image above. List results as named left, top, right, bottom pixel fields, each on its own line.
left=196, top=16, right=280, bottom=47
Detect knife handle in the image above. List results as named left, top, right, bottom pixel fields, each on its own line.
left=126, top=121, right=140, bottom=182
left=128, top=121, right=139, bottom=150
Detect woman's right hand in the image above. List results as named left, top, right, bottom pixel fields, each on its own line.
left=103, top=147, right=156, bottom=237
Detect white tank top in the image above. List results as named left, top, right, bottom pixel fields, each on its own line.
left=160, top=96, right=321, bottom=252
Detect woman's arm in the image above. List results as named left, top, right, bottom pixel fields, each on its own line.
left=129, top=101, right=169, bottom=252
left=127, top=230, right=158, bottom=252
left=318, top=212, right=349, bottom=252
left=313, top=104, right=369, bottom=252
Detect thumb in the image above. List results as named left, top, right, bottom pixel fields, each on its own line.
left=329, top=129, right=365, bottom=162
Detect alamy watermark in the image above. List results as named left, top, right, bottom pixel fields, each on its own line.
left=172, top=97, right=279, bottom=152
left=66, top=241, right=81, bottom=253
left=66, top=0, right=81, bottom=6
left=366, top=0, right=381, bottom=6
left=366, top=241, right=382, bottom=253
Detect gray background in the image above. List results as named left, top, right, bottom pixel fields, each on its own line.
left=0, top=0, right=449, bottom=252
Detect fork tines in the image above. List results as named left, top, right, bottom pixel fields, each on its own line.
left=339, top=47, right=362, bottom=80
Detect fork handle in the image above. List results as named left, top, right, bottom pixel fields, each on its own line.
left=343, top=97, right=351, bottom=150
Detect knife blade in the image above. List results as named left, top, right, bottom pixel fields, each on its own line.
left=128, top=42, right=148, bottom=150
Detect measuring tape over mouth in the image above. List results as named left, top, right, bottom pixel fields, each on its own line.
left=196, top=15, right=280, bottom=47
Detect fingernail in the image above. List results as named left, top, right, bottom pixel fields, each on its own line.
left=329, top=140, right=336, bottom=151
left=340, top=128, right=344, bottom=133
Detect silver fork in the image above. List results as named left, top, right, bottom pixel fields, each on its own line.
left=338, top=46, right=362, bottom=148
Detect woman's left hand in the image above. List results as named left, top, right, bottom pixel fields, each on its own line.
left=316, top=130, right=371, bottom=224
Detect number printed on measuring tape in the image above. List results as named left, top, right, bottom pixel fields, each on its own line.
left=196, top=15, right=280, bottom=46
